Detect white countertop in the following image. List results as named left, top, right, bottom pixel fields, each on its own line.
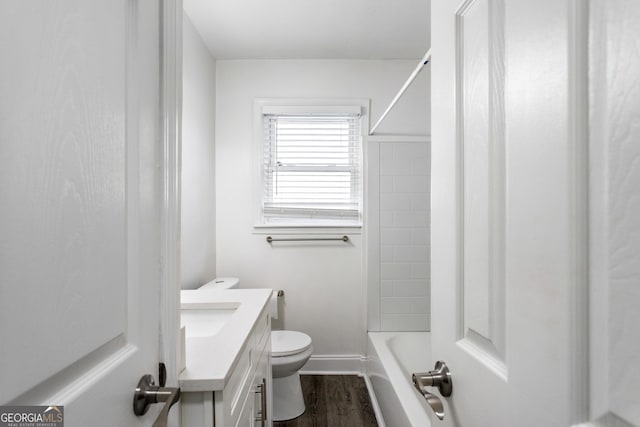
left=178, top=288, right=272, bottom=392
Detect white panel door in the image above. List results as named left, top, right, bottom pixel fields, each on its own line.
left=430, top=0, right=592, bottom=426
left=0, top=1, right=167, bottom=425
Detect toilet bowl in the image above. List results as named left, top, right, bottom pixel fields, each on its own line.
left=271, top=330, right=313, bottom=421
left=196, top=277, right=314, bottom=421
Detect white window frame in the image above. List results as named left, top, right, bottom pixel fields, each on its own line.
left=253, top=98, right=369, bottom=233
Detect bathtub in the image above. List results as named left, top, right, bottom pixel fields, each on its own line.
left=365, top=332, right=433, bottom=427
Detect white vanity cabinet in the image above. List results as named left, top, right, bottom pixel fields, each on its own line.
left=181, top=310, right=273, bottom=427
left=182, top=312, right=271, bottom=427
left=215, top=309, right=272, bottom=427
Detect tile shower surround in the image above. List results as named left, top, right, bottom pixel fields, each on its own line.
left=378, top=142, right=430, bottom=331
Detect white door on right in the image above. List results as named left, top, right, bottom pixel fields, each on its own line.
left=431, top=0, right=640, bottom=426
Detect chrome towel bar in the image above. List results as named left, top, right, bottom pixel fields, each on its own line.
left=266, top=235, right=349, bottom=243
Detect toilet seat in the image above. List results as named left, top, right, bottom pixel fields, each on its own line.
left=271, top=331, right=312, bottom=357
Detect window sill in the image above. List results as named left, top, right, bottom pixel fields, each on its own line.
left=252, top=224, right=362, bottom=235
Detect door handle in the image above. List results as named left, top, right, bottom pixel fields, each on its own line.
left=412, top=360, right=452, bottom=420
left=133, top=374, right=181, bottom=427
left=254, top=377, right=267, bottom=426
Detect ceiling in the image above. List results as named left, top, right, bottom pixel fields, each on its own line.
left=183, top=0, right=430, bottom=60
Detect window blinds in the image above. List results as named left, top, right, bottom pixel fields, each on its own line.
left=262, top=113, right=362, bottom=224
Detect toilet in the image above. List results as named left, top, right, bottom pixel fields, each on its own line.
left=271, top=330, right=313, bottom=421
left=198, top=277, right=239, bottom=290
left=197, top=277, right=313, bottom=421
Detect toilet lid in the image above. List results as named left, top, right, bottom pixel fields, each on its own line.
left=271, top=331, right=312, bottom=357
left=199, top=277, right=239, bottom=291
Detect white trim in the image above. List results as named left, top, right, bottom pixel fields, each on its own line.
left=252, top=225, right=362, bottom=235
left=299, top=354, right=365, bottom=375
left=366, top=134, right=430, bottom=144
left=366, top=139, right=381, bottom=331
left=255, top=97, right=371, bottom=111
left=588, top=1, right=610, bottom=422
left=263, top=105, right=362, bottom=116
left=159, top=0, right=182, bottom=392
left=583, top=3, right=640, bottom=427
left=568, top=0, right=590, bottom=424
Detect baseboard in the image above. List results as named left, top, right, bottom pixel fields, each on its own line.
left=299, top=354, right=365, bottom=375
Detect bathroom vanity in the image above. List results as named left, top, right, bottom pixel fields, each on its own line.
left=179, top=289, right=273, bottom=426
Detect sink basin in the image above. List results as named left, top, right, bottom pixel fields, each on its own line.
left=181, top=308, right=237, bottom=338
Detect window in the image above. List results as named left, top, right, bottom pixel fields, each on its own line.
left=258, top=104, right=363, bottom=226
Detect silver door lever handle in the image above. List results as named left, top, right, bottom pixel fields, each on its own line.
left=133, top=374, right=181, bottom=427
left=412, top=385, right=445, bottom=420
left=412, top=361, right=452, bottom=420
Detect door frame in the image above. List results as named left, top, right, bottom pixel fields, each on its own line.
left=159, top=0, right=182, bottom=390
left=567, top=0, right=589, bottom=425
left=580, top=1, right=639, bottom=426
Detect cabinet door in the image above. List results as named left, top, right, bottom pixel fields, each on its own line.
left=235, top=394, right=253, bottom=427
left=240, top=356, right=269, bottom=427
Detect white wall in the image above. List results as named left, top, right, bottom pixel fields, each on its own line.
left=181, top=15, right=217, bottom=289
left=215, top=60, right=429, bottom=361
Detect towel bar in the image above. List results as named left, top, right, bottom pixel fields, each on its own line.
left=266, top=235, right=349, bottom=243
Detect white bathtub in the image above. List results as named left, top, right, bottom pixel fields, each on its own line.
left=366, top=332, right=433, bottom=427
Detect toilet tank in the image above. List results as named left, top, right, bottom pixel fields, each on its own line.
left=199, top=277, right=239, bottom=291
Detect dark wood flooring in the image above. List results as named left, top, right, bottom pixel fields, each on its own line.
left=273, top=375, right=378, bottom=427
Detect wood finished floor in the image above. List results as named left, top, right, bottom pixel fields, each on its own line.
left=273, top=375, right=378, bottom=427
